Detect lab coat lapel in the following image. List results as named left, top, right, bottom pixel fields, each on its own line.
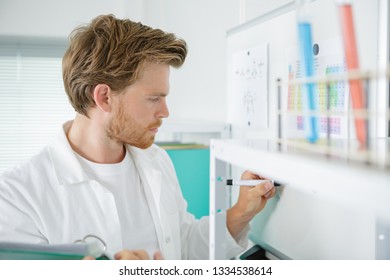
left=127, top=145, right=162, bottom=217
left=140, top=166, right=162, bottom=219
left=128, top=145, right=164, bottom=240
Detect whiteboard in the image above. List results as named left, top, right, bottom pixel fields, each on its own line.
left=226, top=0, right=382, bottom=259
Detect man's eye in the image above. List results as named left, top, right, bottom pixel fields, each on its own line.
left=149, top=97, right=160, bottom=103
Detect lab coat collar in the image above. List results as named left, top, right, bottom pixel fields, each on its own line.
left=49, top=121, right=163, bottom=202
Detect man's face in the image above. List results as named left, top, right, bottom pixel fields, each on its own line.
left=106, top=62, right=170, bottom=149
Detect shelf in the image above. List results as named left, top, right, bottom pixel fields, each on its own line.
left=156, top=119, right=231, bottom=146
left=209, top=138, right=390, bottom=259
left=159, top=119, right=230, bottom=134
left=210, top=138, right=390, bottom=217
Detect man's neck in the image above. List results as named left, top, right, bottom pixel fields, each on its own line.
left=66, top=114, right=125, bottom=164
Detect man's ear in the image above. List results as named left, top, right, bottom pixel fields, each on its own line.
left=92, top=84, right=112, bottom=113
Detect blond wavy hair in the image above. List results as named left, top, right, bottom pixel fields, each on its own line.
left=62, top=14, right=187, bottom=116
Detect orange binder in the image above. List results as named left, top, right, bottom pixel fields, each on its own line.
left=338, top=2, right=367, bottom=149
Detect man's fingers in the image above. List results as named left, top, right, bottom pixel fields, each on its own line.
left=115, top=250, right=150, bottom=260
left=241, top=170, right=261, bottom=180
left=115, top=250, right=138, bottom=260
left=253, top=181, right=273, bottom=196
left=264, top=186, right=276, bottom=199
left=133, top=250, right=150, bottom=260
left=153, top=251, right=164, bottom=260
left=114, top=250, right=163, bottom=260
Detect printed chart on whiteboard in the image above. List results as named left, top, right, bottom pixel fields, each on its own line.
left=285, top=37, right=349, bottom=139
left=228, top=43, right=268, bottom=129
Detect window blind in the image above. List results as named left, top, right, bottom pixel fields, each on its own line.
left=0, top=39, right=76, bottom=173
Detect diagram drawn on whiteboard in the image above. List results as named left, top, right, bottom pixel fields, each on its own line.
left=228, top=43, right=268, bottom=129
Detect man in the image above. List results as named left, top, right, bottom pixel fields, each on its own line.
left=0, top=14, right=275, bottom=260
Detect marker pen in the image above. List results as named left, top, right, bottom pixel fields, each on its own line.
left=226, top=179, right=282, bottom=187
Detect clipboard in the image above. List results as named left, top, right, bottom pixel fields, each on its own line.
left=0, top=241, right=109, bottom=260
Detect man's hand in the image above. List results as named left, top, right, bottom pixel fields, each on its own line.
left=114, top=250, right=164, bottom=260
left=227, top=170, right=276, bottom=239
left=83, top=250, right=164, bottom=260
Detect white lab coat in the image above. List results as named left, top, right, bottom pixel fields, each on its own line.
left=0, top=121, right=247, bottom=259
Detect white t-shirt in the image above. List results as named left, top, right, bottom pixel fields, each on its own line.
left=75, top=150, right=160, bottom=257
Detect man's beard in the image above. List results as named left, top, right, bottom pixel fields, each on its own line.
left=106, top=103, right=162, bottom=149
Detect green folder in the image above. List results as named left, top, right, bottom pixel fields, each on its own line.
left=0, top=242, right=109, bottom=260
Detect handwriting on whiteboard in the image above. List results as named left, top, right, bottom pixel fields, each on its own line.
left=228, top=43, right=268, bottom=129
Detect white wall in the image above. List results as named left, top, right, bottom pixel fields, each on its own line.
left=0, top=0, right=144, bottom=38
left=140, top=0, right=294, bottom=122
left=244, top=0, right=294, bottom=22
left=0, top=0, right=294, bottom=123
left=142, top=0, right=240, bottom=122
